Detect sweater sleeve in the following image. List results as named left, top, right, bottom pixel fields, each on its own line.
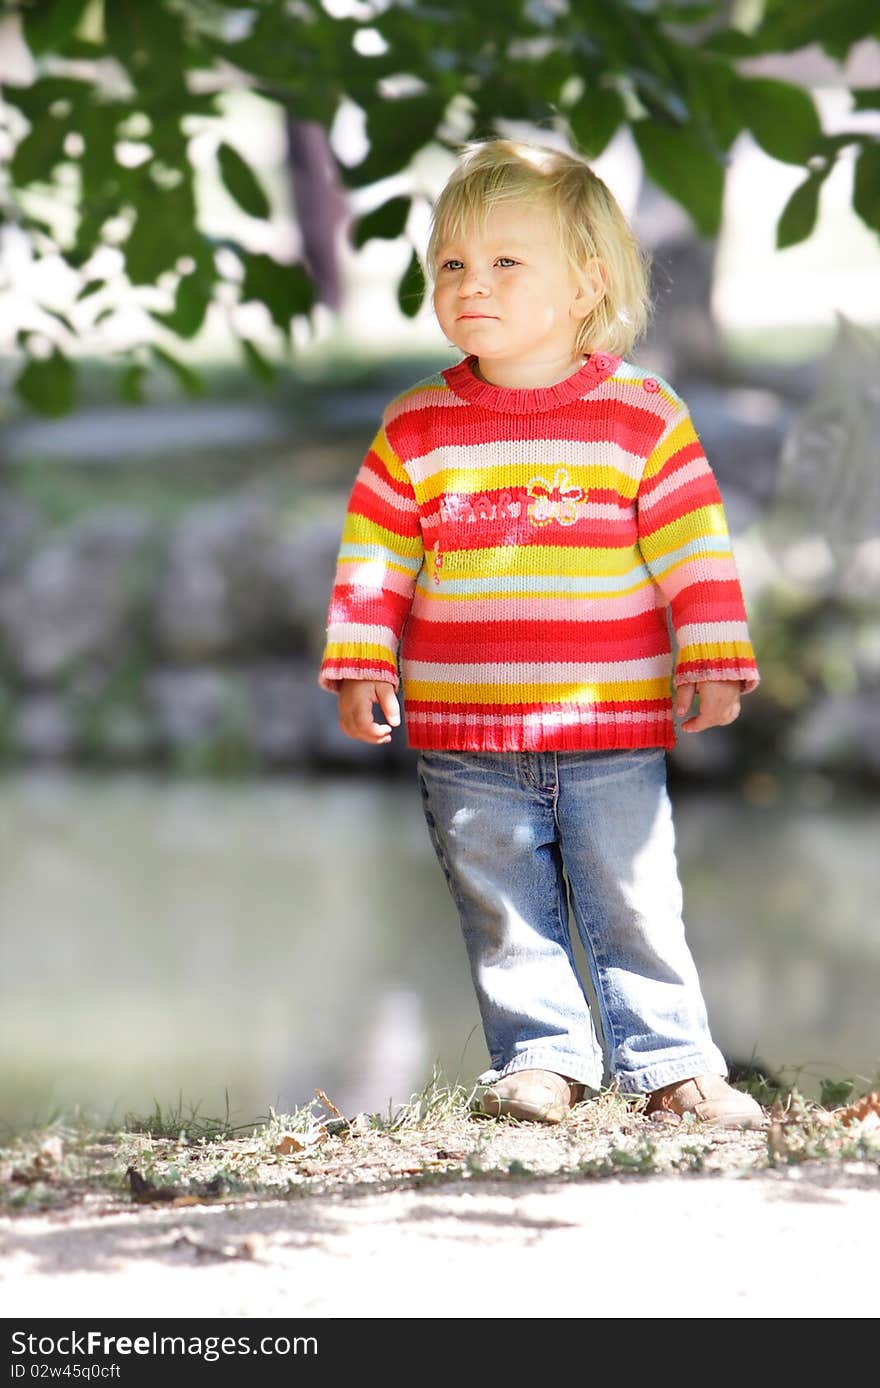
left=317, top=414, right=424, bottom=694
left=636, top=400, right=760, bottom=694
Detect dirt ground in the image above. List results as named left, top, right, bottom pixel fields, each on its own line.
left=2, top=1090, right=878, bottom=1318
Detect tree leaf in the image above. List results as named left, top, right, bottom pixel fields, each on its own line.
left=105, top=0, right=189, bottom=97
left=39, top=305, right=77, bottom=334
left=150, top=272, right=213, bottom=339
left=852, top=88, right=880, bottom=112
left=15, top=348, right=75, bottom=417
left=22, top=0, right=92, bottom=56
left=777, top=172, right=824, bottom=249
left=396, top=248, right=425, bottom=319
left=342, top=93, right=449, bottom=190
left=569, top=88, right=626, bottom=158
left=240, top=337, right=277, bottom=385
left=1, top=75, right=91, bottom=120
left=240, top=252, right=315, bottom=337
left=749, top=0, right=876, bottom=62
left=687, top=58, right=745, bottom=152
left=10, top=114, right=68, bottom=185
left=734, top=77, right=823, bottom=165
left=217, top=141, right=271, bottom=220
left=352, top=197, right=411, bottom=249
left=853, top=141, right=880, bottom=233
left=633, top=121, right=724, bottom=237
left=124, top=180, right=196, bottom=284
left=119, top=362, right=147, bottom=404
left=76, top=279, right=106, bottom=301
left=149, top=345, right=204, bottom=397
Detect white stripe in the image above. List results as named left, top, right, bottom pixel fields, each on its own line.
left=384, top=381, right=460, bottom=425
left=327, top=622, right=398, bottom=647
left=406, top=438, right=645, bottom=487
left=403, top=657, right=672, bottom=683
left=358, top=465, right=419, bottom=513
left=676, top=622, right=751, bottom=646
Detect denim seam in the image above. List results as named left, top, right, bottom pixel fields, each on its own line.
left=482, top=1050, right=604, bottom=1087
left=612, top=1053, right=728, bottom=1094
left=566, top=894, right=622, bottom=1058
left=418, top=773, right=466, bottom=912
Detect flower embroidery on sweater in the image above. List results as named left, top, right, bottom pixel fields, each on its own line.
left=527, top=468, right=584, bottom=527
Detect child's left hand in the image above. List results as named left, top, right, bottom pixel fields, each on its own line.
left=674, top=679, right=742, bottom=733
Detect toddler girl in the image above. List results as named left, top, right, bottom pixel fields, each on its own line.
left=318, top=137, right=764, bottom=1129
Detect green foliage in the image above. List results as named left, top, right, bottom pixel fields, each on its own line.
left=735, top=77, right=823, bottom=165
left=633, top=120, right=725, bottom=237
left=14, top=346, right=75, bottom=416
left=819, top=1077, right=856, bottom=1109
left=352, top=196, right=412, bottom=250
left=1, top=0, right=878, bottom=414
left=777, top=172, right=826, bottom=249
left=217, top=140, right=271, bottom=220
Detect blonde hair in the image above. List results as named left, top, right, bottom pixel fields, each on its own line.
left=425, top=137, right=653, bottom=358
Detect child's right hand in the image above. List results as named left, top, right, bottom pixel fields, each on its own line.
left=337, top=679, right=401, bottom=745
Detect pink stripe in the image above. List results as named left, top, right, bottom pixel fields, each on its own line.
left=658, top=555, right=741, bottom=600
left=409, top=589, right=663, bottom=622
left=333, top=560, right=419, bottom=597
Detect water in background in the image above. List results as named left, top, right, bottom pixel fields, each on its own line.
left=0, top=769, right=877, bottom=1130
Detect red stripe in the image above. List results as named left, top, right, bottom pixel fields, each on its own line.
left=405, top=696, right=672, bottom=716
left=638, top=476, right=722, bottom=534
left=322, top=658, right=397, bottom=679
left=670, top=581, right=750, bottom=621
left=328, top=589, right=412, bottom=624
left=349, top=478, right=421, bottom=538
left=359, top=450, right=414, bottom=501
left=676, top=657, right=757, bottom=678
left=402, top=614, right=670, bottom=661
left=388, top=395, right=668, bottom=457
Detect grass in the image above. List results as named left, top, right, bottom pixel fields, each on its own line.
left=1, top=1063, right=878, bottom=1217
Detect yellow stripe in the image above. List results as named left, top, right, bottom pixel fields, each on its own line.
left=638, top=505, right=729, bottom=561
left=370, top=426, right=412, bottom=488
left=324, top=641, right=397, bottom=664
left=436, top=543, right=647, bottom=578
left=677, top=641, right=756, bottom=663
left=617, top=375, right=681, bottom=412
left=414, top=574, right=659, bottom=601
left=418, top=461, right=639, bottom=503
left=405, top=678, right=671, bottom=704
left=342, top=512, right=423, bottom=558
left=643, top=413, right=698, bottom=480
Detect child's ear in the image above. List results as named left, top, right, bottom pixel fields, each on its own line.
left=572, top=258, right=607, bottom=319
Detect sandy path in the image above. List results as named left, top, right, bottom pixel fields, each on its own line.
left=2, top=1165, right=877, bottom=1319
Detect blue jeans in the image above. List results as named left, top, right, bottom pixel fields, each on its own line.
left=416, top=747, right=728, bottom=1094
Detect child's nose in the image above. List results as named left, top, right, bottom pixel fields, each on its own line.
left=459, top=271, right=489, bottom=295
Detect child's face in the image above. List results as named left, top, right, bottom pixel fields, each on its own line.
left=432, top=202, right=602, bottom=371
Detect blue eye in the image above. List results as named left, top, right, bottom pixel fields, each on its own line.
left=440, top=258, right=518, bottom=270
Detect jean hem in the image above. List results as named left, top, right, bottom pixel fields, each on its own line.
left=477, top=1051, right=604, bottom=1091
left=611, top=1053, right=728, bottom=1095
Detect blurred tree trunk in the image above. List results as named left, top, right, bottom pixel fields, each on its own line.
left=284, top=118, right=349, bottom=312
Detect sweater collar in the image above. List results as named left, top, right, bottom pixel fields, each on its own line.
left=442, top=351, right=621, bottom=413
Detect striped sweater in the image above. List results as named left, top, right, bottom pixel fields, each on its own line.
left=318, top=351, right=759, bottom=752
